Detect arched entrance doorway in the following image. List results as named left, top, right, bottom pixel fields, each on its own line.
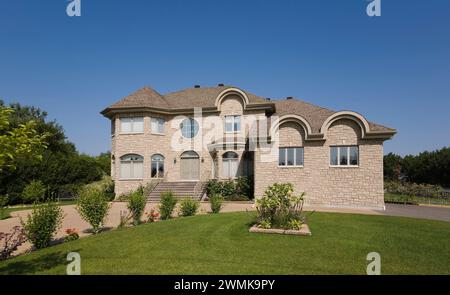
left=180, top=151, right=200, bottom=180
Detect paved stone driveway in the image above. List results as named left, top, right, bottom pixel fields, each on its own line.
left=1, top=202, right=449, bottom=256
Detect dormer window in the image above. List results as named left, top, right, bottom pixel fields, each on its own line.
left=225, top=115, right=241, bottom=133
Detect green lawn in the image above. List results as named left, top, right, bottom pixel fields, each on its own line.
left=0, top=212, right=449, bottom=274
left=0, top=200, right=77, bottom=220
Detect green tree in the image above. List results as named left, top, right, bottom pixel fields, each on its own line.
left=0, top=106, right=48, bottom=172
left=383, top=153, right=403, bottom=181
left=0, top=101, right=108, bottom=204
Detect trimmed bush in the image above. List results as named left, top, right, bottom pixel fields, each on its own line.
left=255, top=183, right=307, bottom=230
left=205, top=176, right=253, bottom=201
left=159, top=191, right=177, bottom=220
left=21, top=202, right=63, bottom=249
left=179, top=198, right=199, bottom=217
left=76, top=187, right=110, bottom=234
left=209, top=195, right=223, bottom=214
left=22, top=180, right=46, bottom=204
left=127, top=190, right=147, bottom=225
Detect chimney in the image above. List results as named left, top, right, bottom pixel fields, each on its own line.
left=286, top=96, right=293, bottom=100
left=194, top=85, right=200, bottom=88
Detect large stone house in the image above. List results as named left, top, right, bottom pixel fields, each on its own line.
left=101, top=85, right=396, bottom=209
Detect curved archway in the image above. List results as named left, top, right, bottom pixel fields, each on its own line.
left=214, top=88, right=250, bottom=111
left=320, top=111, right=370, bottom=139
left=270, top=114, right=313, bottom=142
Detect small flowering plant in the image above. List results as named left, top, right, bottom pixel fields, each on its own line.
left=64, top=228, right=79, bottom=242
left=0, top=226, right=27, bottom=261
left=146, top=209, right=160, bottom=222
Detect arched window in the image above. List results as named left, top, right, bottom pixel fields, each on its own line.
left=120, top=154, right=143, bottom=179
left=180, top=118, right=199, bottom=138
left=222, top=151, right=239, bottom=178
left=151, top=154, right=165, bottom=178
left=223, top=151, right=238, bottom=159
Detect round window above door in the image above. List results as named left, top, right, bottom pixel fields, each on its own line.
left=180, top=118, right=199, bottom=138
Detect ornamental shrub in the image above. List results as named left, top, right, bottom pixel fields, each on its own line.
left=127, top=190, right=147, bottom=225
left=209, top=195, right=223, bottom=213
left=76, top=187, right=110, bottom=234
left=255, top=183, right=307, bottom=230
left=21, top=202, right=63, bottom=249
left=0, top=226, right=27, bottom=260
left=205, top=177, right=253, bottom=201
left=179, top=198, right=199, bottom=217
left=159, top=191, right=177, bottom=220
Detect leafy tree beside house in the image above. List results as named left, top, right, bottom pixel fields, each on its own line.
left=0, top=100, right=109, bottom=204
left=0, top=105, right=48, bottom=172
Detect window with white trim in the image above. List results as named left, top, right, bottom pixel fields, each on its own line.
left=225, top=115, right=241, bottom=133
left=278, top=147, right=304, bottom=166
left=151, top=154, right=165, bottom=178
left=120, top=117, right=144, bottom=133
left=120, top=154, right=144, bottom=179
left=330, top=146, right=359, bottom=166
left=151, top=117, right=165, bottom=134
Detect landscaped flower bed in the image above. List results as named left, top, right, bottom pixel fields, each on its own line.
left=250, top=183, right=312, bottom=236
left=249, top=224, right=311, bottom=236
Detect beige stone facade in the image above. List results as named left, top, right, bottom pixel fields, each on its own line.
left=103, top=85, right=395, bottom=209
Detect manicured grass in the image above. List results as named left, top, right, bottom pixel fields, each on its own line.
left=0, top=212, right=449, bottom=274
left=385, top=193, right=450, bottom=206
left=0, top=200, right=78, bottom=220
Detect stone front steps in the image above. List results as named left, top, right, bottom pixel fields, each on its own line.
left=148, top=181, right=200, bottom=202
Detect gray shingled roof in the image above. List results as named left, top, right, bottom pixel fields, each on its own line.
left=273, top=99, right=395, bottom=133
left=106, top=85, right=269, bottom=111
left=103, top=85, right=395, bottom=133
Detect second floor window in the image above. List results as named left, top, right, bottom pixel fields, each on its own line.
left=279, top=147, right=304, bottom=166
left=180, top=118, right=199, bottom=138
left=330, top=146, right=359, bottom=166
left=151, top=117, right=165, bottom=134
left=225, top=115, right=241, bottom=133
left=120, top=117, right=144, bottom=133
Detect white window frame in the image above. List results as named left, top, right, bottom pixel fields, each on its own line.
left=330, top=146, right=359, bottom=167
left=120, top=117, right=144, bottom=134
left=278, top=147, right=304, bottom=167
left=151, top=117, right=165, bottom=135
left=119, top=154, right=144, bottom=180
left=151, top=154, right=165, bottom=178
left=224, top=115, right=241, bottom=133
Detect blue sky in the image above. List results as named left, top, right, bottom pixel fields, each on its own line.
left=0, top=0, right=449, bottom=156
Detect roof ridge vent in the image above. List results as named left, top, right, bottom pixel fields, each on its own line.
left=194, top=85, right=201, bottom=88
